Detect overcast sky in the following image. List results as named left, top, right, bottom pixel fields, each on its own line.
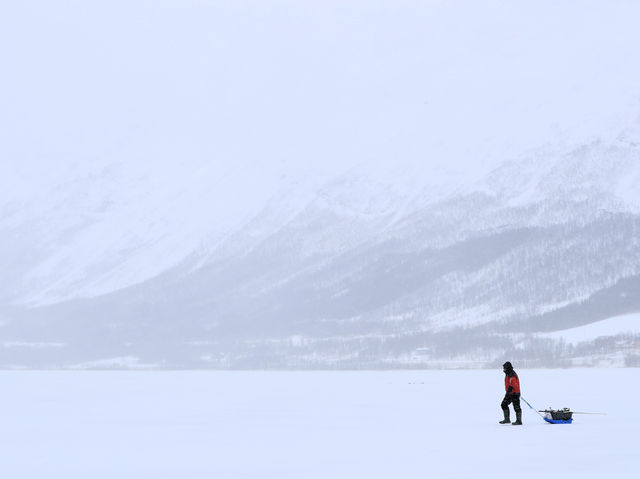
left=2, top=0, right=639, bottom=192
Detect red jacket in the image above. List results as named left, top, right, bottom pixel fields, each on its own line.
left=505, top=373, right=520, bottom=394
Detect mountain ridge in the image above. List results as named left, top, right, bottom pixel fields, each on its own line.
left=2, top=131, right=639, bottom=368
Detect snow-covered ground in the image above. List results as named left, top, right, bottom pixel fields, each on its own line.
left=539, top=313, right=640, bottom=344
left=1, top=369, right=635, bottom=478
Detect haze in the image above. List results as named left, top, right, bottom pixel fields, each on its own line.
left=2, top=0, right=638, bottom=194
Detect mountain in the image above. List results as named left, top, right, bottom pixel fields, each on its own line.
left=2, top=129, right=640, bottom=369
left=3, top=0, right=640, bottom=368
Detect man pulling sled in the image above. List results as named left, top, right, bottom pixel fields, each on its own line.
left=499, top=361, right=522, bottom=425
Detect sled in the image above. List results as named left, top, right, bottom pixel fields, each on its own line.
left=541, top=408, right=573, bottom=424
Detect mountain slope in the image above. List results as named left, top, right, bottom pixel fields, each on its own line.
left=3, top=133, right=640, bottom=368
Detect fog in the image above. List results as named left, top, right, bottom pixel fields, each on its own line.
left=2, top=0, right=639, bottom=190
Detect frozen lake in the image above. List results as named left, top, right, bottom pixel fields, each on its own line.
left=1, top=369, right=636, bottom=478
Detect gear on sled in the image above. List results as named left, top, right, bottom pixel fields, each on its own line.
left=540, top=407, right=573, bottom=424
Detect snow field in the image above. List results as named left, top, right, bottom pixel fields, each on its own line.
left=538, top=312, right=640, bottom=344
left=0, top=369, right=635, bottom=478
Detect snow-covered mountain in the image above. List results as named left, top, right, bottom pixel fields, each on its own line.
left=3, top=1, right=640, bottom=368
left=2, top=128, right=640, bottom=369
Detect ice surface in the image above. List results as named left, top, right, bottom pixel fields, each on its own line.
left=1, top=369, right=635, bottom=478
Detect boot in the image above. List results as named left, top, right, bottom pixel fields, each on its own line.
left=499, top=409, right=511, bottom=424
left=512, top=411, right=522, bottom=425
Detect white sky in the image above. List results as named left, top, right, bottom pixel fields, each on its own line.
left=1, top=0, right=639, bottom=194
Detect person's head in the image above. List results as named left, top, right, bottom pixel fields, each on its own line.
left=502, top=361, right=513, bottom=373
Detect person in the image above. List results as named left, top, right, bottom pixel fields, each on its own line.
left=499, top=361, right=522, bottom=425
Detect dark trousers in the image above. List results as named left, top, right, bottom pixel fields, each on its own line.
left=501, top=393, right=521, bottom=413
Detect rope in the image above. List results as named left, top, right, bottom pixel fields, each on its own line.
left=521, top=396, right=546, bottom=420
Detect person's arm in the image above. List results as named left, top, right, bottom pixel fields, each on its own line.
left=506, top=377, right=515, bottom=394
